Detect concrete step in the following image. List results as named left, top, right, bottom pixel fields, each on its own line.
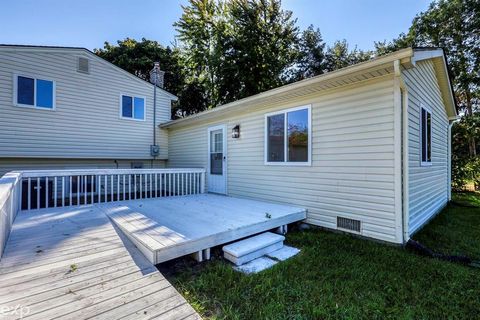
left=223, top=232, right=285, bottom=266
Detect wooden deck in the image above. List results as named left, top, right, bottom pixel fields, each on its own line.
left=0, top=205, right=200, bottom=320
left=100, top=194, right=307, bottom=264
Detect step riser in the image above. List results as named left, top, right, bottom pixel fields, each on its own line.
left=224, top=241, right=284, bottom=265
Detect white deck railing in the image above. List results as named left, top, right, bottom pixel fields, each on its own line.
left=0, top=172, right=22, bottom=258
left=16, top=168, right=206, bottom=211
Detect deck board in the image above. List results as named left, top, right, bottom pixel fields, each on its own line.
left=0, top=204, right=199, bottom=320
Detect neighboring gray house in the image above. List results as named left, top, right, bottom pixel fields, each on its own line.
left=0, top=46, right=457, bottom=244
left=0, top=45, right=177, bottom=176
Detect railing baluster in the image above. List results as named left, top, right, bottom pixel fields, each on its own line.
left=110, top=175, right=113, bottom=201
left=84, top=176, right=87, bottom=205
left=61, top=177, right=65, bottom=207
left=123, top=175, right=126, bottom=201
left=91, top=175, right=94, bottom=204
left=36, top=177, right=40, bottom=209
left=150, top=174, right=153, bottom=198
left=117, top=174, right=120, bottom=201
left=128, top=175, right=131, bottom=200
left=98, top=175, right=101, bottom=203
left=154, top=174, right=157, bottom=198
left=54, top=177, right=57, bottom=207
left=134, top=175, right=137, bottom=200
left=159, top=173, right=163, bottom=197
left=68, top=176, right=72, bottom=206
left=76, top=176, right=80, bottom=205
left=27, top=178, right=31, bottom=211
left=104, top=175, right=108, bottom=202
left=45, top=177, right=49, bottom=209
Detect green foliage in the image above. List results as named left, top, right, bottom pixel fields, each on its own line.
left=94, top=38, right=184, bottom=96
left=375, top=0, right=480, bottom=116
left=323, top=40, right=372, bottom=72
left=94, top=38, right=188, bottom=117
left=168, top=194, right=480, bottom=319
left=175, top=0, right=300, bottom=111
left=295, top=25, right=326, bottom=79
left=452, top=113, right=480, bottom=190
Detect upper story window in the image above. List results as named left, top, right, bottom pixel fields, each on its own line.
left=420, top=104, right=432, bottom=165
left=265, top=105, right=311, bottom=165
left=121, top=95, right=145, bottom=121
left=14, top=75, right=55, bottom=109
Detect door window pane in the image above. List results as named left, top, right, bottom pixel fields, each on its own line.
left=17, top=76, right=34, bottom=105
left=287, top=109, right=309, bottom=162
left=210, top=153, right=223, bottom=175
left=36, top=79, right=53, bottom=108
left=267, top=114, right=285, bottom=162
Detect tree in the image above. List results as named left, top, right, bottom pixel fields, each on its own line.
left=174, top=0, right=226, bottom=109
left=226, top=0, right=299, bottom=99
left=94, top=38, right=184, bottom=99
left=324, top=40, right=372, bottom=72
left=375, top=0, right=479, bottom=117
left=294, top=25, right=326, bottom=80
left=175, top=0, right=299, bottom=109
left=452, top=113, right=480, bottom=190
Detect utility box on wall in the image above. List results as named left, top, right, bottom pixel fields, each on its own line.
left=150, top=145, right=160, bottom=157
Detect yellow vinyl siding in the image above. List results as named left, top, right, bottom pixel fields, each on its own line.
left=403, top=60, right=449, bottom=235
left=168, top=76, right=399, bottom=243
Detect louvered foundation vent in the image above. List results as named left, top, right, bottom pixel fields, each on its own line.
left=337, top=216, right=361, bottom=233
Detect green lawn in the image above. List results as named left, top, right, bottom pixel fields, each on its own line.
left=164, top=193, right=480, bottom=319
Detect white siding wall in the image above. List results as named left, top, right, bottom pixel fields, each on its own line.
left=403, top=60, right=449, bottom=235
left=168, top=77, right=401, bottom=243
left=0, top=49, right=171, bottom=160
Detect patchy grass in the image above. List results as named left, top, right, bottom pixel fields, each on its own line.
left=414, top=192, right=480, bottom=260
left=165, top=193, right=480, bottom=319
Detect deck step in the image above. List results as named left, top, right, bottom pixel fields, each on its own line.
left=223, top=232, right=285, bottom=266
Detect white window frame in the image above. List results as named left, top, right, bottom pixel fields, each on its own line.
left=419, top=103, right=432, bottom=166
left=264, top=105, right=312, bottom=166
left=13, top=73, right=56, bottom=110
left=119, top=94, right=146, bottom=121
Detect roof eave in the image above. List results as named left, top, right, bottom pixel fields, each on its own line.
left=161, top=48, right=414, bottom=129
left=0, top=44, right=179, bottom=101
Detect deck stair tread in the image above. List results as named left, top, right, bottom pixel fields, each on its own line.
left=223, top=232, right=285, bottom=265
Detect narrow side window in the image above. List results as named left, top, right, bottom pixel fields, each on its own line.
left=420, top=105, right=432, bottom=165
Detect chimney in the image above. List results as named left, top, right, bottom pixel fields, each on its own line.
left=149, top=62, right=165, bottom=88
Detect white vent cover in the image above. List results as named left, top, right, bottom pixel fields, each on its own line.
left=337, top=216, right=361, bottom=232
left=77, top=57, right=89, bottom=73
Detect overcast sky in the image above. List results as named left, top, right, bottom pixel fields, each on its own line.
left=0, top=0, right=431, bottom=51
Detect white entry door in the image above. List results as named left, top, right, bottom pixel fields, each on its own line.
left=207, top=125, right=227, bottom=194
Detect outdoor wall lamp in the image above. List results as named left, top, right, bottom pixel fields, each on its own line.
left=232, top=125, right=240, bottom=138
